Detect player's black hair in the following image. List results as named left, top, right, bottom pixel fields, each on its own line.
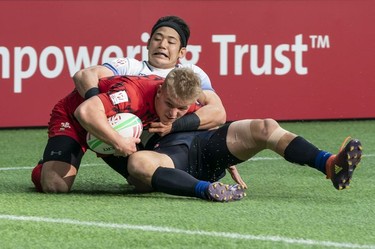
left=150, top=16, right=190, bottom=48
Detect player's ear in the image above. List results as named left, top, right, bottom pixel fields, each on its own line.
left=147, top=39, right=151, bottom=50
left=156, top=85, right=162, bottom=97
left=178, top=47, right=187, bottom=59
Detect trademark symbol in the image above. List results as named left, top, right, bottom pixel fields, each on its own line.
left=309, top=35, right=330, bottom=49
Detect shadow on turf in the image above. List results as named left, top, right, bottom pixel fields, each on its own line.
left=22, top=184, right=200, bottom=201
left=0, top=177, right=190, bottom=201
left=70, top=189, right=203, bottom=201
left=8, top=180, right=351, bottom=204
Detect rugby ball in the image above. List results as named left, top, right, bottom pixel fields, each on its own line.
left=86, top=113, right=143, bottom=154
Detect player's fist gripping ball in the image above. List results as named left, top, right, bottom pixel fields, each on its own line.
left=86, top=113, right=142, bottom=154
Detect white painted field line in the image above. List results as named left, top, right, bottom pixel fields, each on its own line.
left=0, top=214, right=374, bottom=249
left=1, top=154, right=374, bottom=171
left=249, top=153, right=375, bottom=161
left=0, top=163, right=106, bottom=171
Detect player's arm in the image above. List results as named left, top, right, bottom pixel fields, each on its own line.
left=148, top=90, right=226, bottom=136
left=187, top=66, right=227, bottom=129
left=227, top=166, right=248, bottom=189
left=73, top=65, right=114, bottom=99
left=194, top=89, right=226, bottom=129
left=74, top=96, right=140, bottom=156
left=168, top=89, right=226, bottom=132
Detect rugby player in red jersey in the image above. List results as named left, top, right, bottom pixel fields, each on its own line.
left=31, top=69, right=195, bottom=190
left=32, top=68, right=246, bottom=201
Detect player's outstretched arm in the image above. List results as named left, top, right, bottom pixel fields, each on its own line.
left=73, top=65, right=114, bottom=98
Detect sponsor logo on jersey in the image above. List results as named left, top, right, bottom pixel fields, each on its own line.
left=110, top=90, right=129, bottom=105
left=59, top=122, right=71, bottom=131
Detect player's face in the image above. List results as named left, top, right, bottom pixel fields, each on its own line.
left=147, top=27, right=187, bottom=69
left=155, top=87, right=192, bottom=125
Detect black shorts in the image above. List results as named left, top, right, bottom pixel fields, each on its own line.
left=43, top=135, right=129, bottom=178
left=101, top=155, right=129, bottom=178
left=42, top=136, right=84, bottom=169
left=103, top=124, right=243, bottom=182
left=152, top=123, right=244, bottom=182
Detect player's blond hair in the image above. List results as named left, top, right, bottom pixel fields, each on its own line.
left=162, top=68, right=202, bottom=103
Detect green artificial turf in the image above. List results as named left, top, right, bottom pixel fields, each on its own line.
left=0, top=120, right=374, bottom=249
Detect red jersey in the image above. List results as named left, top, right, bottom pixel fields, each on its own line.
left=98, top=75, right=163, bottom=127
left=48, top=75, right=199, bottom=152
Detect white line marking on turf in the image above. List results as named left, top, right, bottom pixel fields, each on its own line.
left=0, top=214, right=374, bottom=249
left=1, top=153, right=374, bottom=170
left=0, top=163, right=105, bottom=171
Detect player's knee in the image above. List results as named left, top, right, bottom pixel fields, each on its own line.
left=253, top=118, right=280, bottom=141
left=40, top=164, right=74, bottom=193
left=263, top=118, right=281, bottom=135
left=262, top=119, right=290, bottom=151
left=127, top=153, right=153, bottom=177
left=41, top=176, right=70, bottom=193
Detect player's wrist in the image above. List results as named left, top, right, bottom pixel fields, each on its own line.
left=171, top=113, right=200, bottom=132
left=85, top=87, right=100, bottom=99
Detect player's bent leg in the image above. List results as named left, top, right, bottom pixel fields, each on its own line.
left=100, top=155, right=153, bottom=192
left=41, top=161, right=77, bottom=193
left=225, top=119, right=363, bottom=190
left=129, top=151, right=245, bottom=202
left=226, top=119, right=297, bottom=160
left=32, top=135, right=84, bottom=193
left=127, top=151, right=175, bottom=188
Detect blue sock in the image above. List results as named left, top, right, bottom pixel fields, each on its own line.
left=194, top=181, right=210, bottom=199
left=314, top=151, right=332, bottom=174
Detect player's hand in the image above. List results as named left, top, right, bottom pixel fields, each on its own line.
left=113, top=137, right=140, bottom=157
left=148, top=121, right=172, bottom=137
left=227, top=165, right=248, bottom=189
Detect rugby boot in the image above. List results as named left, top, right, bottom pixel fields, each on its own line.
left=31, top=160, right=43, bottom=192
left=326, top=137, right=362, bottom=190
left=207, top=182, right=246, bottom=202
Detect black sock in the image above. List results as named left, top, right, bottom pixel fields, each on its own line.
left=284, top=136, right=321, bottom=168
left=151, top=167, right=200, bottom=197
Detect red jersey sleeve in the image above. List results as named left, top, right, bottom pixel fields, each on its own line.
left=187, top=102, right=202, bottom=113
